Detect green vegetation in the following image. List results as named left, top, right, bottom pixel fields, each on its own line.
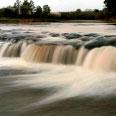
left=0, top=0, right=51, bottom=19
left=60, top=9, right=105, bottom=20
left=104, top=0, right=116, bottom=16
left=0, top=0, right=115, bottom=22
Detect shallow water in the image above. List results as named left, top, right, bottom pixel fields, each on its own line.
left=0, top=58, right=116, bottom=116
left=0, top=22, right=116, bottom=116
left=0, top=22, right=116, bottom=35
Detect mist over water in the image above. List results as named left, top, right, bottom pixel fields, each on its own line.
left=0, top=22, right=116, bottom=116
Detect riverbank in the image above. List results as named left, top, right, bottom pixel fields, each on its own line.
left=0, top=18, right=114, bottom=24
left=0, top=18, right=62, bottom=24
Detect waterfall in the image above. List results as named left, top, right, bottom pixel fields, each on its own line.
left=21, top=44, right=56, bottom=63
left=52, top=45, right=78, bottom=64
left=83, top=46, right=116, bottom=71
left=0, top=42, right=116, bottom=72
left=0, top=42, right=10, bottom=57
left=76, top=47, right=89, bottom=65
left=21, top=44, right=78, bottom=64
left=0, top=42, right=27, bottom=57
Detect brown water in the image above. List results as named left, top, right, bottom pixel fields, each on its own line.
left=0, top=22, right=116, bottom=116
left=0, top=22, right=116, bottom=35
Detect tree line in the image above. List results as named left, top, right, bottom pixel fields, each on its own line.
left=104, top=0, right=116, bottom=16
left=0, top=0, right=115, bottom=20
left=0, top=0, right=51, bottom=18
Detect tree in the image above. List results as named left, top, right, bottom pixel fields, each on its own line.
left=34, top=6, right=42, bottom=18
left=14, top=0, right=21, bottom=15
left=29, top=0, right=35, bottom=14
left=76, top=9, right=82, bottom=13
left=104, top=0, right=116, bottom=15
left=94, top=9, right=100, bottom=13
left=43, top=5, right=51, bottom=17
left=20, top=0, right=32, bottom=16
left=2, top=6, right=16, bottom=17
left=75, top=9, right=82, bottom=19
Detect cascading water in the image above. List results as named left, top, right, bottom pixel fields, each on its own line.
left=76, top=47, right=89, bottom=65
left=0, top=42, right=116, bottom=72
left=0, top=42, right=10, bottom=57
left=21, top=44, right=56, bottom=63
left=21, top=44, right=78, bottom=64
left=83, top=46, right=116, bottom=71
left=0, top=23, right=116, bottom=116
left=0, top=42, right=28, bottom=57
left=52, top=45, right=78, bottom=64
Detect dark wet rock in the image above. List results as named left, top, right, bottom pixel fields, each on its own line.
left=0, top=31, right=46, bottom=43
left=0, top=34, right=8, bottom=41
left=69, top=40, right=84, bottom=48
left=49, top=33, right=60, bottom=37
left=0, top=33, right=33, bottom=42
left=10, top=39, right=18, bottom=43
left=25, top=36, right=42, bottom=43
left=41, top=31, right=49, bottom=34
left=84, top=33, right=100, bottom=37
left=105, top=38, right=116, bottom=46
left=1, top=30, right=116, bottom=49
left=9, top=35, right=27, bottom=41
left=62, top=33, right=81, bottom=39
left=12, top=32, right=19, bottom=34
left=104, top=35, right=114, bottom=38
left=85, top=36, right=116, bottom=49
left=0, top=32, right=29, bottom=42
left=85, top=36, right=108, bottom=49
left=61, top=33, right=68, bottom=36
left=36, top=35, right=46, bottom=38
left=24, top=31, right=33, bottom=34
left=79, top=36, right=95, bottom=42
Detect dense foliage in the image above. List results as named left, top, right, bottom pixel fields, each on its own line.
left=0, top=0, right=51, bottom=18
left=0, top=0, right=115, bottom=20
left=60, top=9, right=105, bottom=20
left=104, top=0, right=116, bottom=16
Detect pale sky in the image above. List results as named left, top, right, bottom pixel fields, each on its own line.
left=0, top=0, right=105, bottom=12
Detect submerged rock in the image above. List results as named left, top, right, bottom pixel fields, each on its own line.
left=1, top=31, right=116, bottom=49
left=67, top=39, right=84, bottom=48
left=62, top=33, right=81, bottom=39
left=41, top=31, right=49, bottom=34
left=85, top=36, right=107, bottom=49
left=106, top=38, right=116, bottom=46
left=36, top=35, right=46, bottom=38
left=0, top=33, right=28, bottom=42
left=85, top=36, right=116, bottom=49
left=49, top=33, right=60, bottom=37
left=79, top=36, right=94, bottom=42
left=84, top=33, right=100, bottom=37
left=0, top=32, right=45, bottom=43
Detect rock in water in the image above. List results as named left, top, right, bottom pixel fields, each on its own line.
left=62, top=33, right=81, bottom=39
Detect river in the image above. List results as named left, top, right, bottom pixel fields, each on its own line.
left=0, top=22, right=116, bottom=116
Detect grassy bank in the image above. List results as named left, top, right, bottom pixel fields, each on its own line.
left=0, top=18, right=63, bottom=24
left=0, top=18, right=112, bottom=24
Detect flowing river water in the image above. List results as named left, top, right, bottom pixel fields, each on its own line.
left=0, top=22, right=116, bottom=116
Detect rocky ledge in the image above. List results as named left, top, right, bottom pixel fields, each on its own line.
left=0, top=29, right=116, bottom=49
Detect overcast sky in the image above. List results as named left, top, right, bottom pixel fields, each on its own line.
left=0, top=0, right=105, bottom=12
